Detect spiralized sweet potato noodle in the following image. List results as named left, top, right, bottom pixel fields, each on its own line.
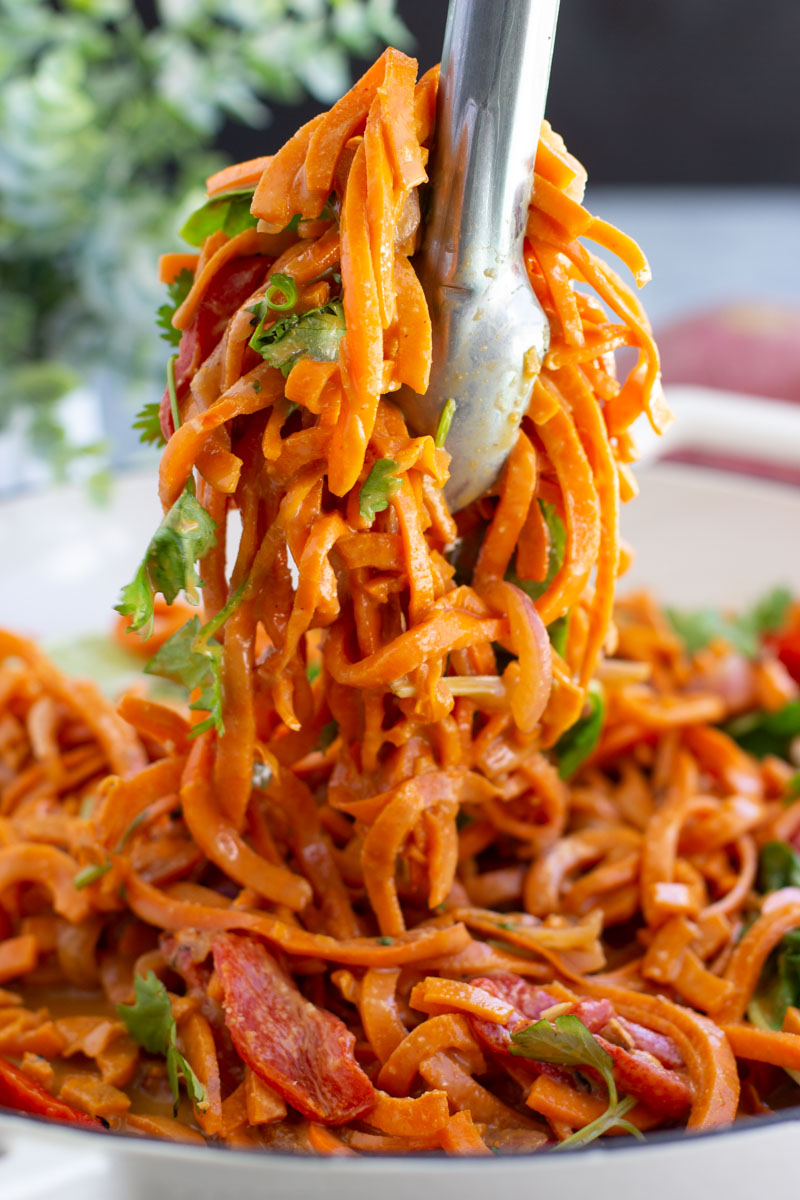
left=1, top=48, right=799, bottom=1156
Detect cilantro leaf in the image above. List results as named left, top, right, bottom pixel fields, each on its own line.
left=758, top=840, right=800, bottom=893
left=115, top=490, right=218, bottom=638
left=156, top=268, right=194, bottom=347
left=554, top=683, right=605, bottom=779
left=167, top=1043, right=207, bottom=1115
left=667, top=586, right=793, bottom=659
left=359, top=458, right=402, bottom=522
left=144, top=583, right=245, bottom=738
left=506, top=501, right=565, bottom=603
left=511, top=1014, right=615, bottom=1091
left=511, top=1015, right=642, bottom=1149
left=118, top=971, right=208, bottom=1114
left=132, top=401, right=166, bottom=448
left=249, top=300, right=346, bottom=378
left=117, top=971, right=174, bottom=1056
left=723, top=700, right=800, bottom=760
left=179, top=188, right=257, bottom=248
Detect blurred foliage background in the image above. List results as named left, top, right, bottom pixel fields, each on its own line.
left=0, top=0, right=409, bottom=486
left=3, top=0, right=797, bottom=491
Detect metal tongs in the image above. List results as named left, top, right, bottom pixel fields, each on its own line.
left=399, top=0, right=560, bottom=509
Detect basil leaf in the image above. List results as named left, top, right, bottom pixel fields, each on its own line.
left=155, top=267, right=194, bottom=347
left=554, top=683, right=605, bottom=780
left=723, top=700, right=800, bottom=760
left=506, top=501, right=565, bottom=603
left=179, top=188, right=257, bottom=248
left=359, top=458, right=402, bottom=522
left=249, top=300, right=345, bottom=377
left=115, top=490, right=218, bottom=638
left=758, top=840, right=800, bottom=893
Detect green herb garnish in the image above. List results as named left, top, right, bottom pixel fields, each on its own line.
left=359, top=458, right=402, bottom=523
left=73, top=860, right=112, bottom=890
left=506, top=501, right=566, bottom=603
left=554, top=683, right=605, bottom=780
left=156, top=268, right=194, bottom=348
left=144, top=583, right=245, bottom=738
left=115, top=490, right=217, bottom=638
left=118, top=971, right=207, bottom=1115
left=132, top=402, right=165, bottom=448
left=759, top=841, right=800, bottom=893
left=723, top=701, right=800, bottom=760
left=511, top=1015, right=642, bottom=1149
left=434, top=399, right=456, bottom=448
left=547, top=612, right=570, bottom=658
left=666, top=586, right=792, bottom=658
left=179, top=188, right=258, bottom=248
left=249, top=299, right=346, bottom=378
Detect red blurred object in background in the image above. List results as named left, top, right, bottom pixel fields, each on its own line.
left=658, top=304, right=800, bottom=403
left=657, top=303, right=800, bottom=486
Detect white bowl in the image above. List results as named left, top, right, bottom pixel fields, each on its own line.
left=1, top=386, right=800, bottom=1198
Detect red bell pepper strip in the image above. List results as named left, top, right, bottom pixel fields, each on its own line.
left=0, top=1056, right=102, bottom=1129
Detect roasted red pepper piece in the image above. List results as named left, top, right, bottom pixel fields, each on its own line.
left=212, top=932, right=374, bottom=1125
left=0, top=1056, right=102, bottom=1128
left=468, top=974, right=691, bottom=1118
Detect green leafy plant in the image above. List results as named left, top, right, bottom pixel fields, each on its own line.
left=118, top=971, right=207, bottom=1114
left=0, top=0, right=410, bottom=487
left=511, top=1014, right=643, bottom=1149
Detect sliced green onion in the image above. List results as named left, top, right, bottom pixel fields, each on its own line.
left=166, top=354, right=180, bottom=433
left=74, top=860, right=112, bottom=890
left=265, top=273, right=298, bottom=311
left=435, top=398, right=456, bottom=448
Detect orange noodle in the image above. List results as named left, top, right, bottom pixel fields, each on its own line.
left=2, top=49, right=800, bottom=1154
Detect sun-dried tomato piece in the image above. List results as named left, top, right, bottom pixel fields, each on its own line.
left=212, top=932, right=374, bottom=1125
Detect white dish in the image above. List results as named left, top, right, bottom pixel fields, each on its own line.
left=1, top=385, right=800, bottom=1198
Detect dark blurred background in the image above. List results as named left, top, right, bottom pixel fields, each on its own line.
left=229, top=0, right=800, bottom=183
